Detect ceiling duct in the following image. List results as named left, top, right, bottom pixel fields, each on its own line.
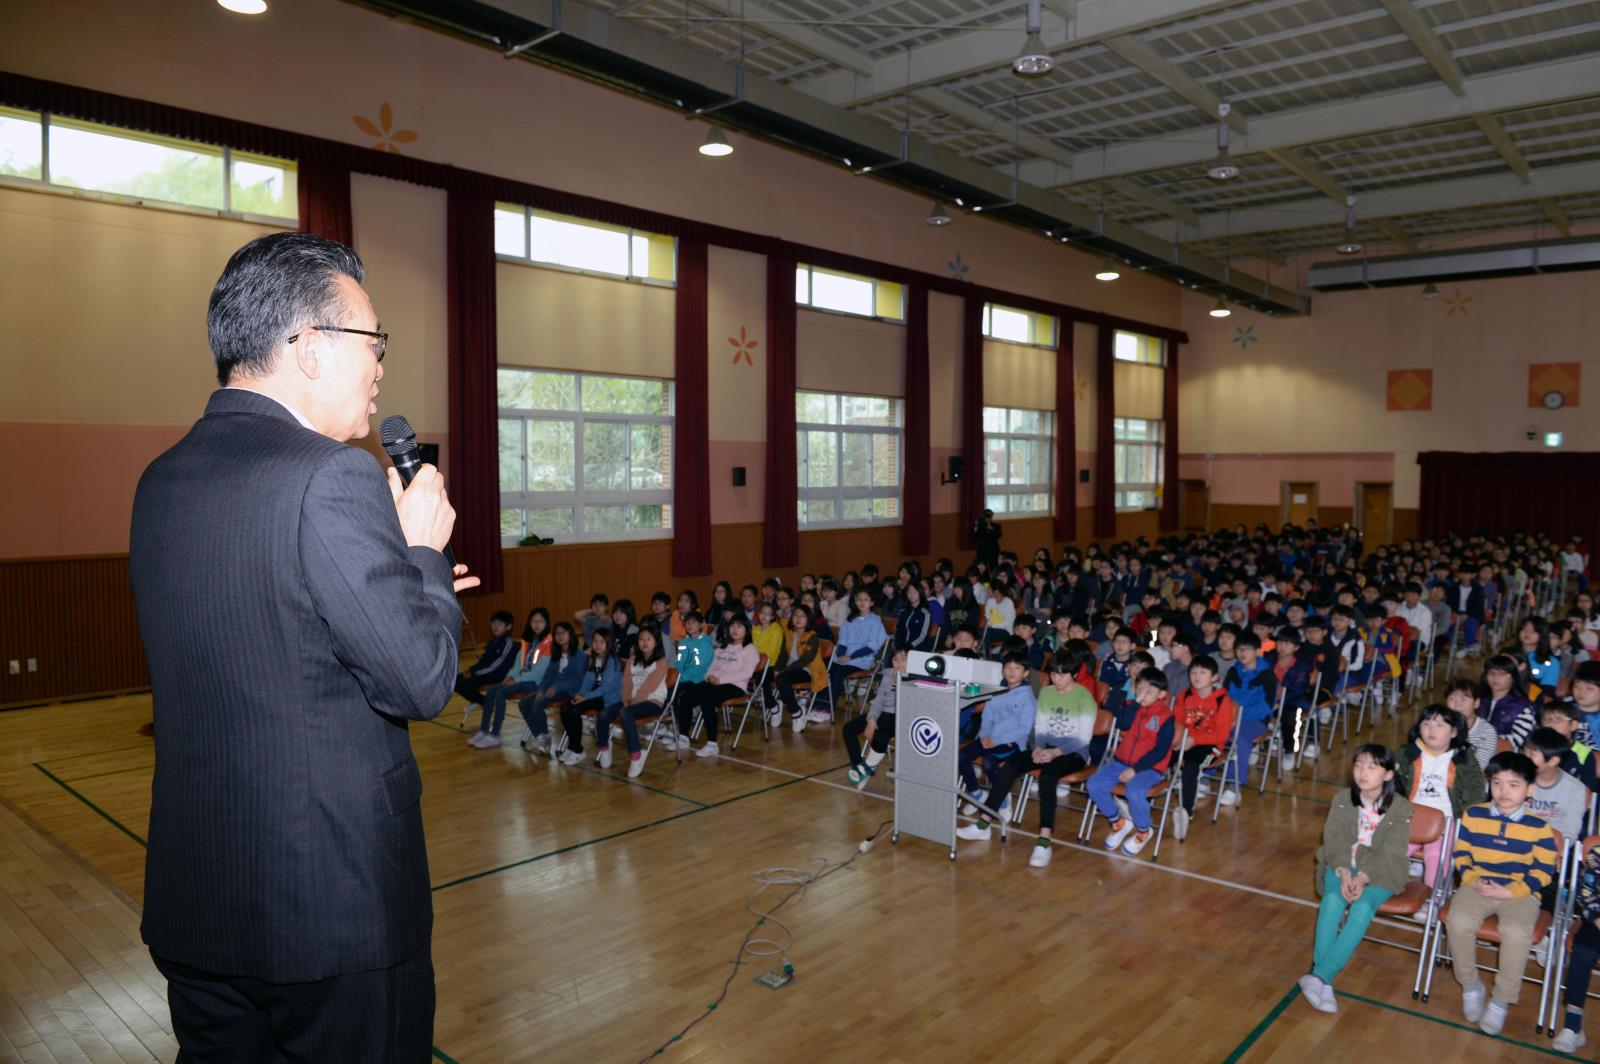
left=1309, top=235, right=1600, bottom=292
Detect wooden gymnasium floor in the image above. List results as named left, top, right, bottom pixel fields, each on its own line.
left=0, top=662, right=1588, bottom=1063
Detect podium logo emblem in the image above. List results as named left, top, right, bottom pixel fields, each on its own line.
left=910, top=716, right=943, bottom=756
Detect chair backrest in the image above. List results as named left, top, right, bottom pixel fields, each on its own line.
left=1409, top=805, right=1445, bottom=846
left=1583, top=835, right=1600, bottom=861
left=1091, top=708, right=1114, bottom=737
left=819, top=639, right=835, bottom=662
left=882, top=615, right=899, bottom=634
left=1495, top=737, right=1513, bottom=755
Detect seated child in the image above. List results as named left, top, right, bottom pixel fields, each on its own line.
left=518, top=622, right=586, bottom=754
left=1086, top=668, right=1175, bottom=857
left=454, top=610, right=517, bottom=707
left=556, top=629, right=621, bottom=766
left=1299, top=743, right=1413, bottom=1015
left=1021, top=645, right=1101, bottom=868
left=1394, top=704, right=1487, bottom=886
left=674, top=616, right=761, bottom=759
left=1556, top=832, right=1600, bottom=1053
left=1445, top=677, right=1499, bottom=771
left=1445, top=752, right=1560, bottom=1036
left=1172, top=654, right=1236, bottom=842
left=1221, top=632, right=1279, bottom=800
left=955, top=653, right=1037, bottom=837
left=1273, top=627, right=1315, bottom=769
left=844, top=647, right=908, bottom=788
left=471, top=608, right=552, bottom=748
left=593, top=626, right=669, bottom=777
left=1524, top=727, right=1588, bottom=847
left=1539, top=700, right=1600, bottom=791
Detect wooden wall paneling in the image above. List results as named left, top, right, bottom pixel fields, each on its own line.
left=0, top=554, right=147, bottom=707
left=1394, top=509, right=1420, bottom=543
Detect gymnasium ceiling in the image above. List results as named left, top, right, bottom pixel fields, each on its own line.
left=358, top=0, right=1600, bottom=312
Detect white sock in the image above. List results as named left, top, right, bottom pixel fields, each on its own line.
left=864, top=748, right=885, bottom=768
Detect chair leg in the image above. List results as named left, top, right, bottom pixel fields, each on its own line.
left=1152, top=777, right=1175, bottom=860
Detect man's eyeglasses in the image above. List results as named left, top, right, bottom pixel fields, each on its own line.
left=287, top=325, right=388, bottom=362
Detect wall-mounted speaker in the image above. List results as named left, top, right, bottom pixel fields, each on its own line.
left=732, top=466, right=747, bottom=487
left=1079, top=468, right=1090, bottom=483
left=940, top=455, right=963, bottom=485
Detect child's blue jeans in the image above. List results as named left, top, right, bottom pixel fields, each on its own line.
left=1086, top=761, right=1163, bottom=831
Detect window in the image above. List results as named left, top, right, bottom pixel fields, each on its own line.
left=494, top=204, right=676, bottom=283
left=0, top=107, right=297, bottom=221
left=796, top=391, right=902, bottom=527
left=1114, top=417, right=1163, bottom=511
left=1114, top=330, right=1163, bottom=364
left=497, top=369, right=674, bottom=543
left=982, top=303, right=1056, bottom=347
left=795, top=264, right=904, bottom=322
left=983, top=406, right=1052, bottom=515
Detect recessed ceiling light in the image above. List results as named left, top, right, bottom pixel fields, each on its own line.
left=218, top=0, right=267, bottom=11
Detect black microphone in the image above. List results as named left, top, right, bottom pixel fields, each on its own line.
left=379, top=414, right=456, bottom=568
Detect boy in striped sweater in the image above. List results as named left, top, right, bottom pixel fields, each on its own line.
left=1445, top=751, right=1561, bottom=1037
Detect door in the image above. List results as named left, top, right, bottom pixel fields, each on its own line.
left=1281, top=481, right=1318, bottom=527
left=1179, top=479, right=1209, bottom=532
left=1357, top=482, right=1394, bottom=548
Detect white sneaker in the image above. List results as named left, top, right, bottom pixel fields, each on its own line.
left=696, top=741, right=720, bottom=758
left=524, top=733, right=550, bottom=754
left=1196, top=779, right=1213, bottom=798
left=961, top=789, right=988, bottom=816
left=674, top=734, right=692, bottom=752
left=1552, top=1029, right=1587, bottom=1053
left=597, top=748, right=612, bottom=769
left=628, top=754, right=645, bottom=778
left=1248, top=748, right=1261, bottom=767
left=1029, top=840, right=1052, bottom=867
left=1298, top=975, right=1337, bottom=1014
left=1318, top=707, right=1333, bottom=726
left=807, top=709, right=831, bottom=724
left=1534, top=937, right=1551, bottom=968
left=1027, top=779, right=1040, bottom=798
left=1104, top=819, right=1135, bottom=850
left=791, top=714, right=806, bottom=733
left=468, top=731, right=489, bottom=747
left=1173, top=807, right=1190, bottom=841
left=1280, top=755, right=1296, bottom=774
left=956, top=821, right=992, bottom=841
left=1461, top=984, right=1486, bottom=1024
left=1122, top=828, right=1154, bottom=856
left=479, top=733, right=501, bottom=749
left=1479, top=1001, right=1507, bottom=1036
left=1055, top=783, right=1072, bottom=802
left=1408, top=858, right=1426, bottom=880
left=1219, top=788, right=1240, bottom=806
left=1302, top=742, right=1320, bottom=761
left=557, top=749, right=584, bottom=766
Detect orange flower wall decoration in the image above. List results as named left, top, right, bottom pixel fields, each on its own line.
left=353, top=102, right=418, bottom=154
left=729, top=326, right=758, bottom=366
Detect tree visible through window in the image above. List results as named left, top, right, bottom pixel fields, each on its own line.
left=1114, top=417, right=1163, bottom=510
left=796, top=391, right=902, bottom=526
left=984, top=406, right=1052, bottom=515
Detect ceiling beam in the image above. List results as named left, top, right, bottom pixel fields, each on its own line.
left=1538, top=197, right=1573, bottom=235
left=1264, top=147, right=1346, bottom=201
left=1371, top=218, right=1420, bottom=252
left=798, top=0, right=1242, bottom=108
left=1103, top=176, right=1200, bottom=227
left=1010, top=52, right=1600, bottom=189
left=913, top=88, right=1082, bottom=173
left=1139, top=159, right=1600, bottom=242
left=1377, top=0, right=1465, bottom=96
left=1472, top=113, right=1533, bottom=183
left=1217, top=239, right=1287, bottom=267
left=1102, top=33, right=1247, bottom=133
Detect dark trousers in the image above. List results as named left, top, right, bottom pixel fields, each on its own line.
left=1033, top=752, right=1089, bottom=832
left=595, top=700, right=663, bottom=754
left=481, top=680, right=541, bottom=735
left=674, top=683, right=743, bottom=742
left=518, top=690, right=558, bottom=736
left=775, top=666, right=814, bottom=716
left=559, top=697, right=606, bottom=754
left=1279, top=701, right=1309, bottom=753
left=842, top=712, right=895, bottom=766
left=1180, top=745, right=1218, bottom=814
left=453, top=675, right=492, bottom=705
left=155, top=941, right=434, bottom=1064
left=1565, top=920, right=1600, bottom=1014
left=958, top=742, right=1020, bottom=796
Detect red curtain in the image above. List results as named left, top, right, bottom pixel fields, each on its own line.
left=1418, top=452, right=1600, bottom=547
left=445, top=191, right=503, bottom=595
left=902, top=283, right=931, bottom=557
left=297, top=160, right=352, bottom=246
left=1093, top=325, right=1117, bottom=539
left=674, top=239, right=712, bottom=577
left=959, top=297, right=985, bottom=551
left=763, top=251, right=799, bottom=568
left=1054, top=320, right=1077, bottom=543
left=1162, top=340, right=1181, bottom=532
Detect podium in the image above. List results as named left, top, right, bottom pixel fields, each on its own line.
left=890, top=672, right=1006, bottom=860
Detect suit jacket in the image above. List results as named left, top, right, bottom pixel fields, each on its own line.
left=129, top=389, right=461, bottom=982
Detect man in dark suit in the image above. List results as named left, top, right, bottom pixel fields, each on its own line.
left=130, top=232, right=476, bottom=1062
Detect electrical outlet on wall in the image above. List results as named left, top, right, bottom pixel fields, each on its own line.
left=6, top=660, right=17, bottom=675
left=26, top=659, right=36, bottom=673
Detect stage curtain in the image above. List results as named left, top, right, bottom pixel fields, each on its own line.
left=959, top=297, right=985, bottom=550
left=764, top=251, right=799, bottom=568
left=673, top=239, right=712, bottom=577
left=902, top=283, right=931, bottom=557
left=296, top=160, right=352, bottom=246
left=445, top=191, right=502, bottom=595
left=1094, top=325, right=1117, bottom=539
left=1161, top=340, right=1181, bottom=532
left=1418, top=452, right=1600, bottom=548
left=1054, top=320, right=1077, bottom=543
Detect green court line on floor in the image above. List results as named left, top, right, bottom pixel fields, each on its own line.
left=36, top=742, right=153, bottom=767
left=1338, top=989, right=1588, bottom=1061
left=1220, top=984, right=1301, bottom=1063
left=33, top=763, right=147, bottom=848
left=570, top=761, right=711, bottom=808
left=431, top=1047, right=460, bottom=1064
left=59, top=763, right=157, bottom=783
left=430, top=763, right=850, bottom=893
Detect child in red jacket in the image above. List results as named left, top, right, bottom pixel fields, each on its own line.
left=1086, top=668, right=1177, bottom=857
left=1171, top=654, right=1237, bottom=841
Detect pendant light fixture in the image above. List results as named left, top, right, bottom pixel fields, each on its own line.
left=1335, top=195, right=1363, bottom=255
left=1013, top=0, right=1052, bottom=78
left=1420, top=282, right=1440, bottom=300
left=699, top=123, right=733, bottom=157
left=1094, top=258, right=1120, bottom=282
left=926, top=201, right=952, bottom=226
left=217, top=0, right=267, bottom=11
left=1207, top=50, right=1240, bottom=181
left=1209, top=294, right=1232, bottom=318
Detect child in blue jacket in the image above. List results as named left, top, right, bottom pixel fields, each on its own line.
left=956, top=653, right=1037, bottom=835
left=520, top=622, right=588, bottom=754
left=1222, top=632, right=1279, bottom=801
left=556, top=628, right=621, bottom=764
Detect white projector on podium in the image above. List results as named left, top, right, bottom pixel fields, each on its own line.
left=906, top=651, right=1001, bottom=687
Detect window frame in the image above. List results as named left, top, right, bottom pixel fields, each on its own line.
left=795, top=389, right=904, bottom=530
left=1113, top=329, right=1165, bottom=365
left=497, top=367, right=676, bottom=545
left=982, top=405, right=1053, bottom=516
left=981, top=302, right=1057, bottom=348
left=0, top=108, right=299, bottom=227
left=794, top=264, right=905, bottom=323
left=1113, top=416, right=1164, bottom=512
left=494, top=203, right=677, bottom=287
